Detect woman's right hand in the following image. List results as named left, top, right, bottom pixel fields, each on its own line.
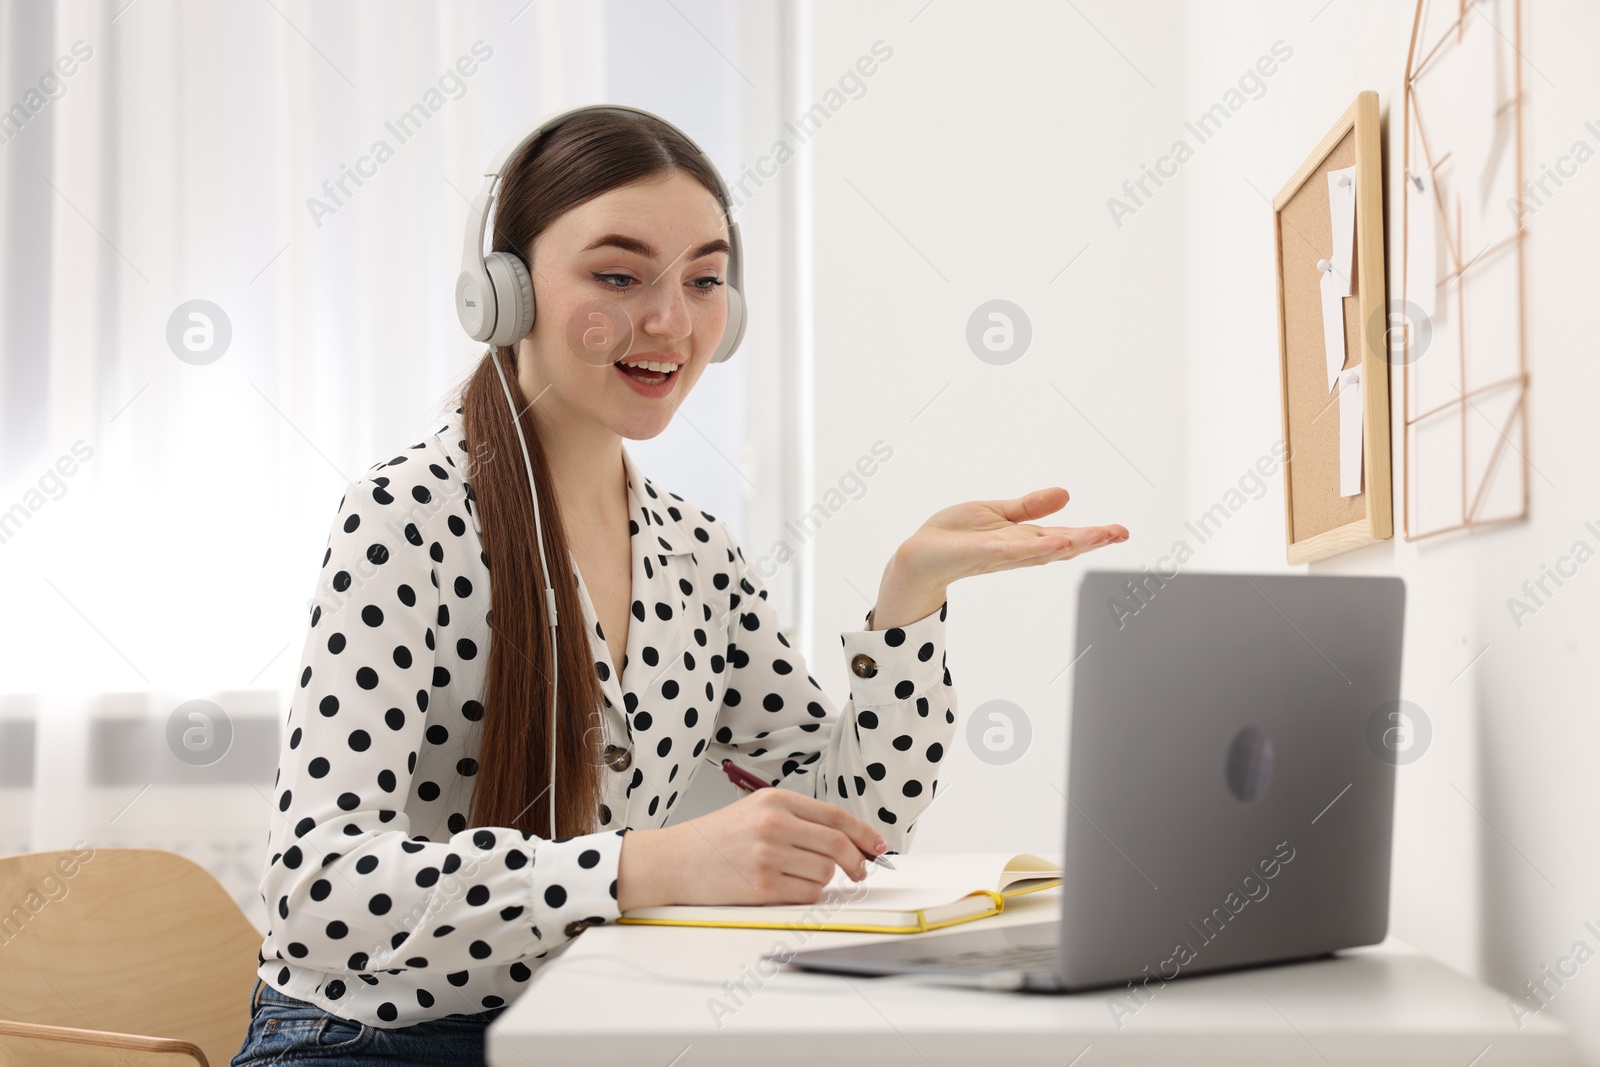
left=615, top=787, right=889, bottom=911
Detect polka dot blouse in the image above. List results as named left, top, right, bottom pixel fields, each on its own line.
left=253, top=406, right=958, bottom=1027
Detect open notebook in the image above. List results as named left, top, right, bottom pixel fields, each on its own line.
left=615, top=852, right=1063, bottom=934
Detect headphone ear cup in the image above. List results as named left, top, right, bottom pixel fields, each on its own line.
left=484, top=251, right=535, bottom=347
left=712, top=284, right=746, bottom=363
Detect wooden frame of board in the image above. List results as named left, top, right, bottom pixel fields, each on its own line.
left=1271, top=90, right=1393, bottom=565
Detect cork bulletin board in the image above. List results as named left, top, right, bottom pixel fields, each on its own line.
left=1272, top=91, right=1393, bottom=564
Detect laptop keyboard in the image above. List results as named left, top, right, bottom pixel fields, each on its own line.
left=904, top=944, right=1059, bottom=971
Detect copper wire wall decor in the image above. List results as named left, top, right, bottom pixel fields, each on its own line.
left=1400, top=0, right=1531, bottom=541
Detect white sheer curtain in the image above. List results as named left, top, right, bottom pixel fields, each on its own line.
left=0, top=0, right=805, bottom=920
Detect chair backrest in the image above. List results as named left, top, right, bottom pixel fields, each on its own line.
left=0, top=847, right=262, bottom=1067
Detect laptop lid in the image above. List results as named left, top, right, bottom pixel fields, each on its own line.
left=1057, top=571, right=1405, bottom=991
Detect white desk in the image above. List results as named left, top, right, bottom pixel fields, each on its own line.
left=490, top=887, right=1574, bottom=1066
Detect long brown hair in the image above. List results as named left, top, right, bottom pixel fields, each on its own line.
left=460, top=110, right=728, bottom=839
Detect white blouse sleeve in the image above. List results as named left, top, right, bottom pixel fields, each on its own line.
left=706, top=522, right=959, bottom=852
left=260, top=471, right=626, bottom=977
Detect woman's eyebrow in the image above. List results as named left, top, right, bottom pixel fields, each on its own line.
left=582, top=233, right=731, bottom=261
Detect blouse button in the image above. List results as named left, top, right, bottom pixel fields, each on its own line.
left=603, top=744, right=633, bottom=772
left=850, top=653, right=878, bottom=679
left=564, top=920, right=595, bottom=938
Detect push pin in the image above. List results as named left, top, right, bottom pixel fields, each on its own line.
left=1317, top=258, right=1333, bottom=273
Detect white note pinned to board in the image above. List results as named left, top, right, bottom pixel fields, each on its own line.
left=1339, top=364, right=1363, bottom=497
left=1327, top=166, right=1357, bottom=297
left=1319, top=264, right=1346, bottom=392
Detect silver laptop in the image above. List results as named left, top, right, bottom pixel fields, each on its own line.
left=780, top=571, right=1406, bottom=992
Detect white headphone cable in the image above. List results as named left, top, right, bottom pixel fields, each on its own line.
left=486, top=344, right=561, bottom=842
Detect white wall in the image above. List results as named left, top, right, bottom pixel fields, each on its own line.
left=814, top=0, right=1599, bottom=1059
left=806, top=0, right=1189, bottom=856
left=1181, top=0, right=1600, bottom=1059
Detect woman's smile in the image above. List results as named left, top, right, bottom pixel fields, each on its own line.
left=613, top=352, right=684, bottom=398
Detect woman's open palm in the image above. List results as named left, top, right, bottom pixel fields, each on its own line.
left=901, top=487, right=1128, bottom=585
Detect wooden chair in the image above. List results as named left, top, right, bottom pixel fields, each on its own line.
left=0, top=847, right=263, bottom=1066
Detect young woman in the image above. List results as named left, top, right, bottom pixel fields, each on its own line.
left=231, top=107, right=1127, bottom=1065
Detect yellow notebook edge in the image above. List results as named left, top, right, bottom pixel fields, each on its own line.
left=615, top=879, right=1063, bottom=935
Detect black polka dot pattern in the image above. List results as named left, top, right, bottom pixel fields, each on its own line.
left=706, top=550, right=955, bottom=851
left=256, top=410, right=627, bottom=1029
left=254, top=408, right=956, bottom=1030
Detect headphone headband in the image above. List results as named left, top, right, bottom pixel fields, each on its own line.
left=454, top=104, right=746, bottom=362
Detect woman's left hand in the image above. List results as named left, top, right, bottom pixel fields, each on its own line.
left=869, top=487, right=1128, bottom=631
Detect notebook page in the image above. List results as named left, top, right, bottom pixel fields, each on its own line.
left=617, top=852, right=1065, bottom=925
left=996, top=851, right=1065, bottom=892
left=813, top=852, right=1060, bottom=911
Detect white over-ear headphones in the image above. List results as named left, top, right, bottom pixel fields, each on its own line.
left=454, top=102, right=748, bottom=361
left=455, top=104, right=746, bottom=840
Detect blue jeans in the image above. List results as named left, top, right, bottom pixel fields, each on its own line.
left=229, top=976, right=507, bottom=1065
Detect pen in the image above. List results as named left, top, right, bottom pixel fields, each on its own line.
left=720, top=758, right=897, bottom=870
